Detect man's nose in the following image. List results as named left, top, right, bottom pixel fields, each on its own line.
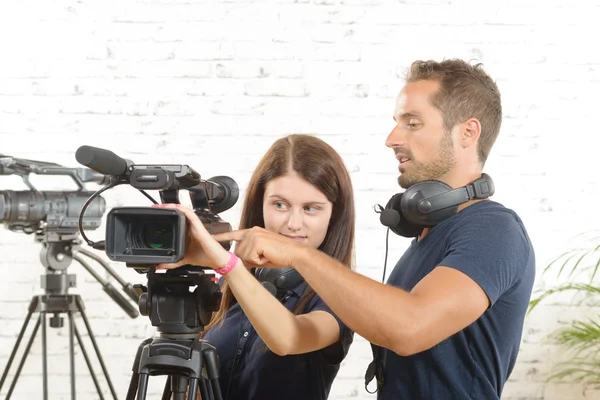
left=385, top=123, right=406, bottom=148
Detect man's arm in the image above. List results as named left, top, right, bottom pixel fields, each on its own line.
left=289, top=246, right=489, bottom=356
left=215, top=228, right=490, bottom=356
left=217, top=208, right=530, bottom=356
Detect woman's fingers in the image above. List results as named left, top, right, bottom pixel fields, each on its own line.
left=151, top=203, right=231, bottom=269
left=156, top=261, right=183, bottom=270
left=152, top=203, right=210, bottom=239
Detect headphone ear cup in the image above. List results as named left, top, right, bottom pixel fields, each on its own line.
left=254, top=267, right=304, bottom=299
left=254, top=267, right=280, bottom=297
left=401, top=180, right=457, bottom=226
left=380, top=193, right=403, bottom=227
left=393, top=219, right=425, bottom=238
left=380, top=193, right=425, bottom=238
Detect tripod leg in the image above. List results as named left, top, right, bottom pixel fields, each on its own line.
left=187, top=378, right=199, bottom=400
left=74, top=324, right=105, bottom=400
left=161, top=375, right=171, bottom=400
left=68, top=311, right=76, bottom=400
left=171, top=376, right=188, bottom=400
left=199, top=378, right=210, bottom=400
left=136, top=373, right=149, bottom=400
left=42, top=312, right=49, bottom=400
left=202, top=345, right=222, bottom=400
left=208, top=379, right=221, bottom=400
left=126, top=375, right=140, bottom=400
left=5, top=316, right=41, bottom=400
left=76, top=296, right=119, bottom=400
left=0, top=297, right=36, bottom=391
left=126, top=338, right=153, bottom=400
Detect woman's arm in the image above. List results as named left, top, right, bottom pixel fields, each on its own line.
left=223, top=259, right=340, bottom=356
left=153, top=203, right=342, bottom=356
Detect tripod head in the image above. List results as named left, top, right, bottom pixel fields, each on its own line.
left=134, top=267, right=222, bottom=339
left=75, top=145, right=240, bottom=335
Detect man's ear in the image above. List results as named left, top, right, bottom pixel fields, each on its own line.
left=460, top=118, right=481, bottom=148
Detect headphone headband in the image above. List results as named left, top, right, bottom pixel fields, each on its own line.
left=379, top=174, right=495, bottom=238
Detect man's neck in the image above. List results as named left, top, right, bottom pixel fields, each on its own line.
left=417, top=198, right=488, bottom=241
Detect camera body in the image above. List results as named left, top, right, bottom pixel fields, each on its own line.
left=97, top=163, right=237, bottom=268
left=0, top=190, right=105, bottom=234
left=0, top=154, right=108, bottom=236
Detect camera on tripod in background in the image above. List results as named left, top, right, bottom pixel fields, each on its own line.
left=75, top=145, right=240, bottom=400
left=0, top=154, right=139, bottom=314
left=0, top=153, right=138, bottom=400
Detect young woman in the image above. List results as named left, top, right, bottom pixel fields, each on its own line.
left=156, top=134, right=356, bottom=400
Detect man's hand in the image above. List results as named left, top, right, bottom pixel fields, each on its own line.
left=214, top=227, right=310, bottom=269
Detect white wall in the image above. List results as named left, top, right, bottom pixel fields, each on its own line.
left=1, top=0, right=599, bottom=398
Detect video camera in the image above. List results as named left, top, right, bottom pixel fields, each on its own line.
left=0, top=154, right=147, bottom=400
left=75, top=145, right=239, bottom=335
left=0, top=154, right=107, bottom=236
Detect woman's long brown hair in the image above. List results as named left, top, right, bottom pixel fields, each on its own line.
left=201, top=134, right=356, bottom=336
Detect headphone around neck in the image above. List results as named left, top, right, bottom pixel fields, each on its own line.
left=254, top=267, right=304, bottom=300
left=378, top=173, right=495, bottom=238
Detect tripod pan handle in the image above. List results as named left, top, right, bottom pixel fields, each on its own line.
left=103, top=284, right=140, bottom=319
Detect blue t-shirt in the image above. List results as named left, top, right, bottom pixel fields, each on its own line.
left=379, top=200, right=535, bottom=399
left=203, top=281, right=354, bottom=400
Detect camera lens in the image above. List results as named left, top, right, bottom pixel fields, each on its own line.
left=144, top=223, right=173, bottom=249
left=107, top=209, right=185, bottom=262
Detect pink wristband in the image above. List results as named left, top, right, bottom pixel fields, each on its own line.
left=214, top=252, right=238, bottom=275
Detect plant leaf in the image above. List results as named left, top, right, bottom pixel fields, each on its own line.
left=528, top=284, right=600, bottom=314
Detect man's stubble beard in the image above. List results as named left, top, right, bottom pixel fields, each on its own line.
left=398, top=132, right=456, bottom=189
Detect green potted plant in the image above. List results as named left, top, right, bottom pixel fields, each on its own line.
left=528, top=232, right=600, bottom=384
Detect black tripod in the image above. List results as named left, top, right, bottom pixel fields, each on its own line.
left=0, top=231, right=140, bottom=400
left=124, top=268, right=224, bottom=400
left=126, top=335, right=223, bottom=400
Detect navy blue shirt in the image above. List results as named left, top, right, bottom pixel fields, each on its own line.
left=203, top=281, right=353, bottom=400
left=379, top=200, right=535, bottom=399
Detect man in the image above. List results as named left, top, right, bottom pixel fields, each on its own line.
left=215, top=59, right=536, bottom=399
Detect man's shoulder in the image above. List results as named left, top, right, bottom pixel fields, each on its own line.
left=454, top=200, right=527, bottom=230
left=447, top=200, right=534, bottom=257
left=460, top=199, right=517, bottom=217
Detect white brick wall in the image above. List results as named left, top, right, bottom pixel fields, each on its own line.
left=1, top=0, right=599, bottom=398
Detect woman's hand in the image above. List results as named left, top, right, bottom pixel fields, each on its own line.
left=152, top=203, right=231, bottom=270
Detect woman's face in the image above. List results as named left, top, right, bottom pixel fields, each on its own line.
left=262, top=170, right=333, bottom=249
